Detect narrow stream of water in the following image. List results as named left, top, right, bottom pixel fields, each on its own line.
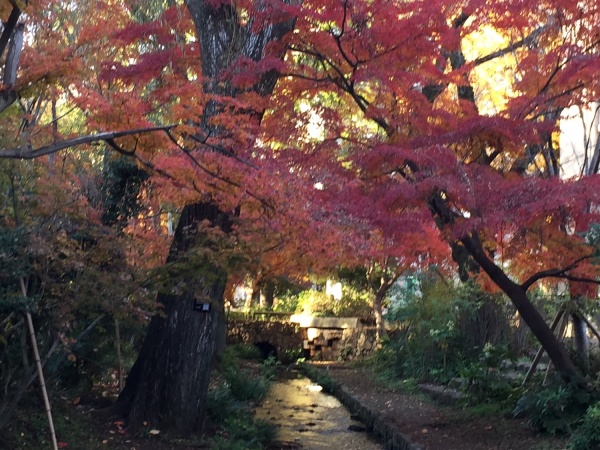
left=255, top=372, right=383, bottom=449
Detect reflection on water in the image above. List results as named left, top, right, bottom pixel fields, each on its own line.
left=255, top=373, right=383, bottom=450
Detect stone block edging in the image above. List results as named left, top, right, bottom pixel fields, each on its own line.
left=302, top=367, right=422, bottom=450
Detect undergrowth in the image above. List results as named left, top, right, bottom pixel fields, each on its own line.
left=297, top=363, right=336, bottom=394
left=206, top=347, right=277, bottom=449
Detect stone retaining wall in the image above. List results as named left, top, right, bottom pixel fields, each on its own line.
left=305, top=326, right=379, bottom=361
left=227, top=319, right=306, bottom=358
left=227, top=318, right=379, bottom=361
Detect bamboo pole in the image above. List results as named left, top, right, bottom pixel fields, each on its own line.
left=576, top=312, right=600, bottom=342
left=114, top=319, right=124, bottom=391
left=543, top=311, right=569, bottom=386
left=522, top=307, right=564, bottom=385
left=20, top=277, right=58, bottom=450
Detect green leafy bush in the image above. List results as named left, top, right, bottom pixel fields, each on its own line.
left=230, top=343, right=263, bottom=360
left=298, top=363, right=336, bottom=393
left=459, top=344, right=514, bottom=404
left=295, top=289, right=334, bottom=316
left=382, top=276, right=515, bottom=385
left=224, top=366, right=270, bottom=402
left=221, top=416, right=276, bottom=448
left=293, top=286, right=373, bottom=318
left=513, top=381, right=594, bottom=435
left=207, top=352, right=277, bottom=449
left=260, top=356, right=280, bottom=380
left=206, top=385, right=240, bottom=422
left=569, top=402, right=600, bottom=450
left=383, top=276, right=469, bottom=381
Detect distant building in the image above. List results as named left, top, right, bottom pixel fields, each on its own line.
left=559, top=103, right=600, bottom=179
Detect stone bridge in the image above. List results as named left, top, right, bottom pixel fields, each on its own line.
left=226, top=313, right=379, bottom=361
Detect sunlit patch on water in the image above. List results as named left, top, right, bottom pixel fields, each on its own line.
left=255, top=374, right=383, bottom=450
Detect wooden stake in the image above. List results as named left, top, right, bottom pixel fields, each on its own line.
left=522, top=307, right=564, bottom=385
left=20, top=278, right=58, bottom=450
left=115, top=319, right=124, bottom=391
left=576, top=312, right=600, bottom=342
left=543, top=311, right=569, bottom=386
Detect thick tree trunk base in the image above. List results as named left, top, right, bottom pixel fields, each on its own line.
left=117, top=202, right=229, bottom=433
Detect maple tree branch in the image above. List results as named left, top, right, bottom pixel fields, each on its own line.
left=0, top=125, right=177, bottom=159
left=164, top=129, right=243, bottom=189
left=181, top=130, right=258, bottom=170
left=561, top=275, right=600, bottom=285
left=331, top=1, right=357, bottom=70
left=105, top=138, right=135, bottom=156
left=472, top=24, right=551, bottom=68
left=520, top=254, right=598, bottom=291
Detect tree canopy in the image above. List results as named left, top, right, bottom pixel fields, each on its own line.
left=1, top=0, right=600, bottom=433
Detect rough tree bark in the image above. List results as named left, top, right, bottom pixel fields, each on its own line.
left=117, top=0, right=298, bottom=433
left=0, top=9, right=24, bottom=114
left=118, top=203, right=230, bottom=431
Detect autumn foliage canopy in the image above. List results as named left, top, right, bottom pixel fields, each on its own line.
left=0, top=0, right=599, bottom=375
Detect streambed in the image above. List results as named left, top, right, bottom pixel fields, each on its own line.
left=255, top=372, right=383, bottom=449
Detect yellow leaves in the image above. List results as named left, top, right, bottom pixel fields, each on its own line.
left=462, top=26, right=517, bottom=115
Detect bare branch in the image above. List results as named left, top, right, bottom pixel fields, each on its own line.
left=472, top=24, right=550, bottom=67
left=521, top=254, right=598, bottom=291
left=0, top=125, right=177, bottom=159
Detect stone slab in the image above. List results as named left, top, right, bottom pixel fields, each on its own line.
left=290, top=314, right=360, bottom=329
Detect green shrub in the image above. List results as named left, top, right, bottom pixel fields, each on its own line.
left=292, top=286, right=373, bottom=318
left=570, top=402, right=600, bottom=450
left=222, top=416, right=276, bottom=447
left=207, top=352, right=277, bottom=449
left=206, top=385, right=240, bottom=422
left=298, top=363, right=336, bottom=393
left=295, top=289, right=333, bottom=316
left=230, top=343, right=263, bottom=360
left=224, top=366, right=270, bottom=402
left=383, top=276, right=515, bottom=385
left=280, top=347, right=304, bottom=365
left=513, top=381, right=594, bottom=435
left=459, top=344, right=514, bottom=404
left=272, top=294, right=299, bottom=313
left=259, top=356, right=279, bottom=380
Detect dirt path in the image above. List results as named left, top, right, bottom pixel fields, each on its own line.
left=320, top=363, right=568, bottom=450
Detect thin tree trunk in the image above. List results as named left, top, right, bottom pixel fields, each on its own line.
left=263, top=280, right=275, bottom=309
left=373, top=292, right=386, bottom=343
left=251, top=278, right=263, bottom=309
left=20, top=278, right=58, bottom=450
left=114, top=319, right=124, bottom=391
left=544, top=311, right=570, bottom=385
left=571, top=295, right=590, bottom=372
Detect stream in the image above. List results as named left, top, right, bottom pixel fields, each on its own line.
left=255, top=372, right=383, bottom=449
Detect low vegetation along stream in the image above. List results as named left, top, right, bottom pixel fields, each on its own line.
left=255, top=372, right=382, bottom=449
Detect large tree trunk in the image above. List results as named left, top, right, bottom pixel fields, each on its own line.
left=118, top=203, right=229, bottom=431
left=461, top=234, right=579, bottom=380
left=118, top=0, right=298, bottom=433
